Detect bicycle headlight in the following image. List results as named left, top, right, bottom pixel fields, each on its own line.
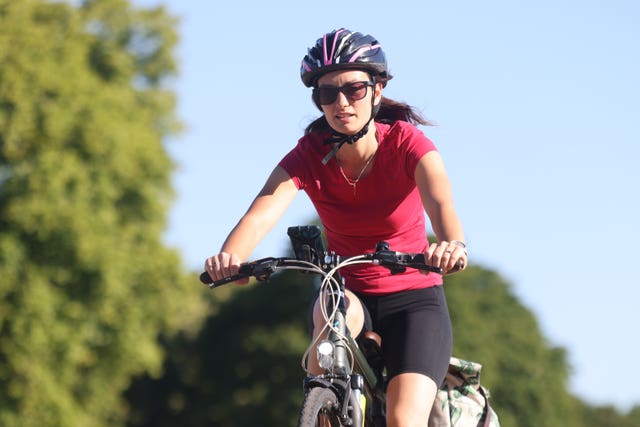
left=317, top=340, right=335, bottom=370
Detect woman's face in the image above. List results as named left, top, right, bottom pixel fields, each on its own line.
left=316, top=69, right=382, bottom=135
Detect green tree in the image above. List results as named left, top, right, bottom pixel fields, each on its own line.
left=0, top=1, right=203, bottom=426
left=578, top=402, right=640, bottom=427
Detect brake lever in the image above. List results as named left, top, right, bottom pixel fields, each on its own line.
left=245, top=257, right=281, bottom=281
left=372, top=250, right=408, bottom=274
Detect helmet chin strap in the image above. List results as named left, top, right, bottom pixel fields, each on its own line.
left=321, top=93, right=380, bottom=165
left=321, top=125, right=369, bottom=165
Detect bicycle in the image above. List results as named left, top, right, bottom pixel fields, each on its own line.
left=200, top=225, right=442, bottom=427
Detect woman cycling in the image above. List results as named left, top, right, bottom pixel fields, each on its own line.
left=205, top=28, right=467, bottom=426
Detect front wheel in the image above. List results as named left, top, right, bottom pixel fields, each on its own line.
left=298, top=387, right=343, bottom=427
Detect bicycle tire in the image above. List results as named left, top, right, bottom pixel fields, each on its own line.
left=297, top=387, right=343, bottom=427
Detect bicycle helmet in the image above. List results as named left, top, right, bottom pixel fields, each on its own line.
left=300, top=28, right=390, bottom=88
left=302, top=29, right=391, bottom=164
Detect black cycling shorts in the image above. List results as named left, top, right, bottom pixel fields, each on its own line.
left=309, top=286, right=452, bottom=386
left=356, top=286, right=452, bottom=386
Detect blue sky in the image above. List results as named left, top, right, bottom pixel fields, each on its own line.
left=136, top=0, right=639, bottom=411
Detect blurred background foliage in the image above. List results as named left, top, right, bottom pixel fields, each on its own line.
left=0, top=1, right=204, bottom=426
left=0, top=1, right=638, bottom=426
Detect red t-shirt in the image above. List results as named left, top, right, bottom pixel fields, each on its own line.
left=278, top=121, right=442, bottom=294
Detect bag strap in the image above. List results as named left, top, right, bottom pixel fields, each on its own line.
left=478, top=387, right=492, bottom=427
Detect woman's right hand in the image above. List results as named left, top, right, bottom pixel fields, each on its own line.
left=204, top=252, right=250, bottom=285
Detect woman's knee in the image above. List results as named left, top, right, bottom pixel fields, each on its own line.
left=311, top=288, right=365, bottom=337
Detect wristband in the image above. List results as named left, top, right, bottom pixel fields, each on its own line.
left=451, top=240, right=466, bottom=248
left=451, top=240, right=468, bottom=256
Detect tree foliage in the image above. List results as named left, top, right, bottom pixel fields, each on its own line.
left=0, top=1, right=204, bottom=426
left=578, top=403, right=640, bottom=427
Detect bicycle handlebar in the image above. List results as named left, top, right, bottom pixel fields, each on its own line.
left=199, top=243, right=443, bottom=288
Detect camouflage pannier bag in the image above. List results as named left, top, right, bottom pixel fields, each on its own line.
left=429, top=357, right=501, bottom=427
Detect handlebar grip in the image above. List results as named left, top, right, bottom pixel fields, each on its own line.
left=413, top=264, right=443, bottom=274
left=199, top=271, right=246, bottom=287
left=199, top=271, right=212, bottom=284
left=199, top=257, right=280, bottom=288
left=405, top=253, right=443, bottom=274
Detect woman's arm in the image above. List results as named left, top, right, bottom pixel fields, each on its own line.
left=415, top=151, right=468, bottom=273
left=205, top=166, right=298, bottom=283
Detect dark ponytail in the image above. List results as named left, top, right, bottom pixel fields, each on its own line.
left=375, top=97, right=431, bottom=126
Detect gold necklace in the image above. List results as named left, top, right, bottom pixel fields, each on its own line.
left=339, top=153, right=376, bottom=196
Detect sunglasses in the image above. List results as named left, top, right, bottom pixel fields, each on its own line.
left=313, top=81, right=374, bottom=105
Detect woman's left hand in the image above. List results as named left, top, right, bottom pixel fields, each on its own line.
left=425, top=240, right=468, bottom=274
